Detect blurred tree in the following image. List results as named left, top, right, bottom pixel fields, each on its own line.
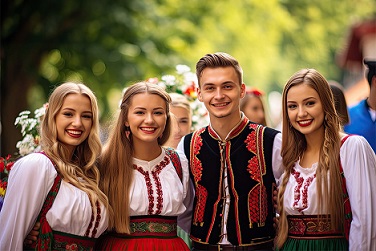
left=1, top=0, right=374, bottom=155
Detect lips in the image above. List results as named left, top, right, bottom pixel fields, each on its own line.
left=66, top=130, right=83, bottom=138
left=297, top=120, right=313, bottom=127
left=140, top=127, right=156, bottom=134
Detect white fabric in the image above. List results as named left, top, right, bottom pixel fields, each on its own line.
left=0, top=153, right=109, bottom=251
left=281, top=135, right=376, bottom=251
left=129, top=148, right=190, bottom=217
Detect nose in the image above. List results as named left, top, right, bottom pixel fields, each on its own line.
left=145, top=112, right=154, bottom=123
left=215, top=87, right=224, bottom=99
left=297, top=106, right=307, bottom=117
left=72, top=115, right=83, bottom=127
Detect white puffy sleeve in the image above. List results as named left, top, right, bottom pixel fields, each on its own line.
left=341, top=135, right=376, bottom=251
left=0, top=153, right=57, bottom=251
left=176, top=137, right=194, bottom=233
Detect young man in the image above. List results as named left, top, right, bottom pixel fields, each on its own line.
left=177, top=52, right=283, bottom=250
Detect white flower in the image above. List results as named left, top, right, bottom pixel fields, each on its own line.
left=176, top=64, right=191, bottom=75
left=14, top=103, right=47, bottom=156
left=16, top=134, right=38, bottom=156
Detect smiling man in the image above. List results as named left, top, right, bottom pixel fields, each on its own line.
left=177, top=52, right=283, bottom=251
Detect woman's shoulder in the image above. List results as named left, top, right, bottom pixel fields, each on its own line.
left=340, top=134, right=375, bottom=165
left=13, top=152, right=56, bottom=173
left=341, top=134, right=371, bottom=148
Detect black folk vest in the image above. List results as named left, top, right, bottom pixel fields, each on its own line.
left=184, top=118, right=278, bottom=245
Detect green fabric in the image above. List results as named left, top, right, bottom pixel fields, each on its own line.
left=177, top=226, right=192, bottom=249
left=282, top=237, right=348, bottom=251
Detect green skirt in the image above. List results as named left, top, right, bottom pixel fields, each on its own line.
left=177, top=226, right=192, bottom=249
left=282, top=237, right=348, bottom=251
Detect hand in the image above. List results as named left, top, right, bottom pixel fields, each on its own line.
left=24, top=222, right=40, bottom=247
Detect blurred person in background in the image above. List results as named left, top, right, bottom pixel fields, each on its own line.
left=165, top=93, right=193, bottom=149
left=164, top=92, right=194, bottom=249
left=329, top=81, right=350, bottom=128
left=344, top=59, right=376, bottom=152
left=240, top=87, right=268, bottom=126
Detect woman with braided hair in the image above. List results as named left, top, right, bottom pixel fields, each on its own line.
left=276, top=69, right=376, bottom=250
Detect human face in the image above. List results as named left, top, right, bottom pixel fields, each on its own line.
left=286, top=83, right=325, bottom=139
left=168, top=106, right=191, bottom=147
left=56, top=94, right=93, bottom=156
left=126, top=93, right=167, bottom=146
left=243, top=96, right=265, bottom=125
left=198, top=67, right=245, bottom=122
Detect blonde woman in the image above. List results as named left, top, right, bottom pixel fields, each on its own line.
left=276, top=69, right=376, bottom=250
left=165, top=92, right=192, bottom=148
left=0, top=82, right=111, bottom=250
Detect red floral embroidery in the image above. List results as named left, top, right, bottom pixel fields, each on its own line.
left=292, top=168, right=316, bottom=212
left=248, top=184, right=267, bottom=227
left=133, top=156, right=170, bottom=215
left=190, top=129, right=208, bottom=225
left=85, top=200, right=101, bottom=238
left=245, top=130, right=257, bottom=153
left=247, top=156, right=261, bottom=182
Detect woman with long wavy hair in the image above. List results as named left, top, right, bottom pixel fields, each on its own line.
left=0, top=82, right=111, bottom=250
left=276, top=69, right=376, bottom=250
left=96, top=82, right=190, bottom=250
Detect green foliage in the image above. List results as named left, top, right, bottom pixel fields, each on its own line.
left=1, top=0, right=375, bottom=154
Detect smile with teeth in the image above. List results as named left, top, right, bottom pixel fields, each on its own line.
left=67, top=130, right=82, bottom=137
left=141, top=127, right=156, bottom=133
left=212, top=102, right=229, bottom=107
left=297, top=119, right=313, bottom=127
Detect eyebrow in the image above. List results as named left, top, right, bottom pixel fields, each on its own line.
left=61, top=107, right=92, bottom=113
left=287, top=96, right=317, bottom=102
left=133, top=106, right=165, bottom=110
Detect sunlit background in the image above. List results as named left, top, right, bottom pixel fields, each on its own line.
left=1, top=0, right=375, bottom=155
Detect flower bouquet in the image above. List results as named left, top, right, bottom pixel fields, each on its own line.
left=0, top=103, right=47, bottom=211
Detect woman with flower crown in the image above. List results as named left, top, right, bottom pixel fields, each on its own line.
left=0, top=82, right=111, bottom=250
left=95, top=82, right=191, bottom=250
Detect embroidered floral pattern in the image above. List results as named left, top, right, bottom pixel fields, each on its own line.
left=244, top=123, right=268, bottom=227
left=291, top=168, right=316, bottom=212
left=288, top=216, right=341, bottom=236
left=164, top=148, right=182, bottom=182
left=248, top=184, right=267, bottom=227
left=129, top=216, right=178, bottom=237
left=85, top=200, right=101, bottom=238
left=133, top=156, right=170, bottom=215
left=190, top=129, right=207, bottom=225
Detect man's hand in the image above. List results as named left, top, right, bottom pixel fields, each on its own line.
left=24, top=222, right=40, bottom=247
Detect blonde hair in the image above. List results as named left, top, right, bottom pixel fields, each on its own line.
left=169, top=92, right=193, bottom=130
left=40, top=82, right=111, bottom=220
left=276, top=69, right=343, bottom=248
left=100, top=82, right=172, bottom=233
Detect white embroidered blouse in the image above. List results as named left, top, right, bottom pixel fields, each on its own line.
left=0, top=153, right=109, bottom=251
left=280, top=135, right=376, bottom=250
left=129, top=147, right=190, bottom=217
